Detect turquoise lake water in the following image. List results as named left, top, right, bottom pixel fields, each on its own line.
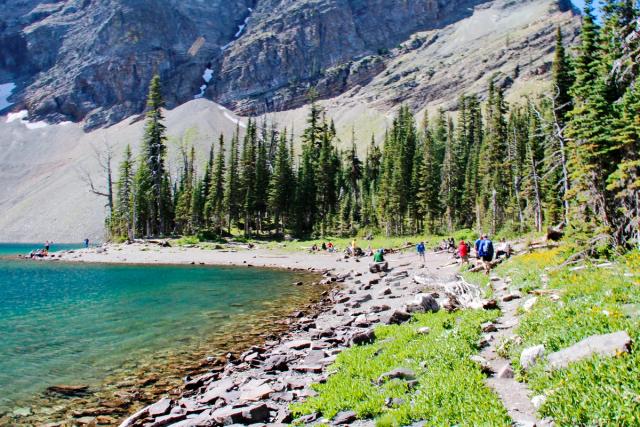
left=0, top=244, right=310, bottom=413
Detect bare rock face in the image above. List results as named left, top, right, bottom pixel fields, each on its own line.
left=0, top=0, right=579, bottom=129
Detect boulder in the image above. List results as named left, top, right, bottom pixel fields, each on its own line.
left=350, top=329, right=376, bottom=346
left=148, top=398, right=172, bottom=417
left=404, top=294, right=439, bottom=314
left=520, top=345, right=545, bottom=371
left=263, top=355, right=289, bottom=372
left=333, top=410, right=357, bottom=425
left=212, top=403, right=270, bottom=425
left=547, top=331, right=632, bottom=370
left=377, top=368, right=416, bottom=384
left=385, top=310, right=412, bottom=324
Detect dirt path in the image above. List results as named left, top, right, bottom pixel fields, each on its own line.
left=480, top=275, right=544, bottom=427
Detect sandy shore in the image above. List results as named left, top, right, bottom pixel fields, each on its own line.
left=38, top=242, right=463, bottom=426
left=48, top=242, right=369, bottom=275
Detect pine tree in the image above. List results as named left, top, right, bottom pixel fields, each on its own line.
left=140, top=75, right=170, bottom=235
left=114, top=145, right=135, bottom=240
left=223, top=126, right=241, bottom=234
left=206, top=135, right=226, bottom=235
left=269, top=131, right=295, bottom=234
left=552, top=27, right=575, bottom=121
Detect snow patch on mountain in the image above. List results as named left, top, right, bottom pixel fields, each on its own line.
left=6, top=109, right=50, bottom=129
left=221, top=8, right=253, bottom=51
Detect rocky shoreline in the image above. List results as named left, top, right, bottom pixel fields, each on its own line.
left=91, top=246, right=460, bottom=427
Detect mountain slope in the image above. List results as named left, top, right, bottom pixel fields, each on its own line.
left=0, top=0, right=580, bottom=242
left=0, top=0, right=577, bottom=129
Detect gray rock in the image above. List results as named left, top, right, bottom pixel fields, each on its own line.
left=469, top=355, right=493, bottom=374
left=148, top=398, right=172, bottom=417
left=481, top=322, right=498, bottom=332
left=503, top=292, right=522, bottom=302
left=522, top=297, right=538, bottom=312
left=547, top=331, right=632, bottom=370
left=239, top=383, right=274, bottom=403
left=385, top=310, right=412, bottom=324
left=285, top=339, right=312, bottom=350
left=350, top=329, right=376, bottom=346
left=333, top=410, right=357, bottom=425
left=520, top=345, right=545, bottom=371
left=377, top=368, right=416, bottom=384
left=212, top=403, right=271, bottom=425
left=417, top=327, right=431, bottom=335
left=404, top=294, right=439, bottom=314
left=496, top=365, right=514, bottom=379
left=531, top=394, right=547, bottom=409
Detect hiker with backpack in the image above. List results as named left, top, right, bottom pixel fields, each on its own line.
left=477, top=234, right=494, bottom=275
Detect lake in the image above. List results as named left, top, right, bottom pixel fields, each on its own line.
left=0, top=243, right=318, bottom=423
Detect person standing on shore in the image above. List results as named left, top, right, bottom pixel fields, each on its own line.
left=84, top=238, right=89, bottom=248
left=416, top=241, right=426, bottom=264
left=458, top=240, right=469, bottom=265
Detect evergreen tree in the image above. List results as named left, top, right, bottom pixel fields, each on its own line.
left=139, top=75, right=170, bottom=235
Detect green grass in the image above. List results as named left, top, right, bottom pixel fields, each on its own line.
left=504, top=249, right=640, bottom=426
left=291, top=310, right=511, bottom=426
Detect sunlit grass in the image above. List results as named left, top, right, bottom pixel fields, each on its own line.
left=291, top=310, right=510, bottom=426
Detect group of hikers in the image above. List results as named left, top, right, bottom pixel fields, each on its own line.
left=29, top=240, right=53, bottom=258
left=417, top=235, right=512, bottom=274
left=310, top=233, right=511, bottom=275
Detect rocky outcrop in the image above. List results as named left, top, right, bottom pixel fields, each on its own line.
left=0, top=0, right=579, bottom=129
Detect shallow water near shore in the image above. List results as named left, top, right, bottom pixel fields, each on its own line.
left=0, top=244, right=320, bottom=424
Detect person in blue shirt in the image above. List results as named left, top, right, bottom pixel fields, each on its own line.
left=416, top=241, right=426, bottom=263
left=474, top=235, right=484, bottom=259
left=479, top=235, right=495, bottom=274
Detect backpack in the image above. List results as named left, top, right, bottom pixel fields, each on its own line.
left=482, top=239, right=494, bottom=259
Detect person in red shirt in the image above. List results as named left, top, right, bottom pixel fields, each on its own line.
left=458, top=240, right=469, bottom=265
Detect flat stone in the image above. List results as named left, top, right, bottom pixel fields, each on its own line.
left=148, top=398, right=172, bottom=417
left=503, top=292, right=522, bottom=302
left=482, top=299, right=499, bottom=310
left=46, top=384, right=90, bottom=396
left=547, top=331, right=632, bottom=370
left=198, top=377, right=235, bottom=404
left=12, top=407, right=32, bottom=417
left=520, top=345, right=545, bottom=371
left=333, top=410, right=357, bottom=425
left=496, top=365, right=514, bottom=379
left=377, top=368, right=416, bottom=384
left=146, top=412, right=187, bottom=427
left=370, top=304, right=391, bottom=313
left=239, top=383, right=274, bottom=402
left=212, top=403, right=270, bottom=425
left=263, top=354, right=289, bottom=372
left=285, top=339, right=312, bottom=350
left=354, top=294, right=372, bottom=303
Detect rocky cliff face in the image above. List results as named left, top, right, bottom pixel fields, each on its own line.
left=0, top=0, right=576, bottom=129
